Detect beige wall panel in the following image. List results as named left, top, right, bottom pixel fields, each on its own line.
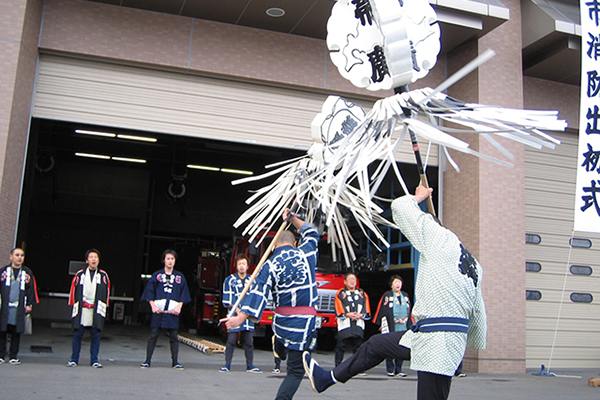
left=527, top=359, right=599, bottom=369
left=527, top=331, right=600, bottom=347
left=526, top=297, right=600, bottom=368
left=525, top=148, right=578, bottom=163
left=525, top=208, right=576, bottom=223
left=525, top=163, right=578, bottom=182
left=527, top=274, right=600, bottom=292
left=526, top=179, right=575, bottom=195
left=526, top=195, right=582, bottom=212
left=40, top=0, right=445, bottom=99
left=527, top=347, right=600, bottom=369
left=526, top=304, right=600, bottom=320
left=525, top=134, right=578, bottom=156
left=525, top=124, right=599, bottom=367
left=526, top=253, right=597, bottom=268
left=527, top=316, right=600, bottom=331
left=526, top=218, right=599, bottom=235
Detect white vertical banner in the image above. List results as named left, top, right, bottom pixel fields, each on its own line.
left=575, top=0, right=600, bottom=234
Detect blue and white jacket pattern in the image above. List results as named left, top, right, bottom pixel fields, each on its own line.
left=240, top=223, right=319, bottom=351
left=222, top=272, right=255, bottom=333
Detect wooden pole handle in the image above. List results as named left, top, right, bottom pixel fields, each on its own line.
left=394, top=86, right=436, bottom=216
left=419, top=173, right=436, bottom=216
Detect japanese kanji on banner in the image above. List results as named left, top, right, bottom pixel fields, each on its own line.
left=575, top=0, right=600, bottom=234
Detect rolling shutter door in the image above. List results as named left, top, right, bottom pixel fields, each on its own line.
left=32, top=54, right=437, bottom=166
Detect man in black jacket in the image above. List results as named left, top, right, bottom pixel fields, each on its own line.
left=334, top=273, right=370, bottom=366
left=0, top=248, right=39, bottom=365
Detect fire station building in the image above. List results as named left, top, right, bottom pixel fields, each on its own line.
left=1, top=0, right=597, bottom=372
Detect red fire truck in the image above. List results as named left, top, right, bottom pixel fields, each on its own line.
left=193, top=249, right=226, bottom=332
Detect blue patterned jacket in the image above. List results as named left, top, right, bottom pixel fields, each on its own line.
left=240, top=223, right=319, bottom=351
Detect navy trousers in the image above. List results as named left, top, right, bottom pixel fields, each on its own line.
left=332, top=331, right=452, bottom=400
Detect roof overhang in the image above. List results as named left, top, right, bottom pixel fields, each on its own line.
left=84, top=0, right=510, bottom=55
left=431, top=0, right=510, bottom=52
left=522, top=0, right=581, bottom=85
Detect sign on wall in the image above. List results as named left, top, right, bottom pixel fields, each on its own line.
left=575, top=0, right=600, bottom=233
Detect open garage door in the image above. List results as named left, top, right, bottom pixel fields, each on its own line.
left=25, top=54, right=439, bottom=327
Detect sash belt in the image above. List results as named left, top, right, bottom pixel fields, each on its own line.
left=410, top=317, right=469, bottom=333
left=275, top=306, right=317, bottom=316
left=82, top=301, right=95, bottom=309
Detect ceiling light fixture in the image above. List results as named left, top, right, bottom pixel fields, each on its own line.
left=187, top=164, right=220, bottom=172
left=75, top=152, right=111, bottom=160
left=220, top=168, right=253, bottom=175
left=75, top=129, right=156, bottom=142
left=266, top=7, right=285, bottom=17
left=117, top=134, right=157, bottom=142
left=75, top=129, right=116, bottom=138
left=112, top=156, right=146, bottom=163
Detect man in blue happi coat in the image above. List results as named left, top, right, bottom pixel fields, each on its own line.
left=140, top=249, right=191, bottom=370
left=223, top=208, right=320, bottom=400
left=219, top=254, right=261, bottom=373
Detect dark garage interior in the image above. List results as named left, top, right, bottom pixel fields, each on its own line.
left=18, top=117, right=436, bottom=329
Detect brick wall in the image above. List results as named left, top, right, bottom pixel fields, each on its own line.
left=444, top=0, right=527, bottom=374
left=523, top=77, right=579, bottom=128
left=39, top=0, right=445, bottom=99
left=0, top=0, right=42, bottom=256
left=478, top=0, right=527, bottom=374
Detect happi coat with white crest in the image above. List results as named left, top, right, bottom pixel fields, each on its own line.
left=0, top=265, right=39, bottom=332
left=239, top=223, right=320, bottom=351
left=141, top=269, right=191, bottom=329
left=392, top=195, right=487, bottom=377
left=69, top=268, right=110, bottom=331
left=335, top=287, right=371, bottom=340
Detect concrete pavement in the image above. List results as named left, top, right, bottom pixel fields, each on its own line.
left=0, top=321, right=598, bottom=400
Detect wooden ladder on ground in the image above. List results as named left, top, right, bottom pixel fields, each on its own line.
left=177, top=332, right=225, bottom=355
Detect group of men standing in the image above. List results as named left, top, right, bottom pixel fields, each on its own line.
left=0, top=247, right=112, bottom=367
left=67, top=247, right=193, bottom=370
left=0, top=247, right=192, bottom=370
